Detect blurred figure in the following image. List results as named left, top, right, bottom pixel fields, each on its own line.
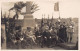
left=58, top=23, right=67, bottom=43
left=67, top=19, right=75, bottom=43
left=1, top=28, right=5, bottom=47
left=67, top=25, right=74, bottom=43
left=50, top=27, right=57, bottom=47
left=15, top=30, right=22, bottom=49
left=27, top=28, right=36, bottom=43
left=25, top=27, right=36, bottom=48
left=41, top=25, right=51, bottom=48
left=35, top=29, right=42, bottom=46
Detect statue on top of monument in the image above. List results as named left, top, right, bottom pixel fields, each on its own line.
left=9, top=1, right=39, bottom=19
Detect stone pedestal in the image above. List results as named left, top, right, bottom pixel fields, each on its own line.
left=22, top=14, right=36, bottom=30
left=22, top=2, right=36, bottom=30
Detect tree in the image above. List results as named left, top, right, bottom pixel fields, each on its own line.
left=9, top=1, right=25, bottom=19
left=9, top=1, right=39, bottom=19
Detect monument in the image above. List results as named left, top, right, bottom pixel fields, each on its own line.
left=22, top=2, right=36, bottom=30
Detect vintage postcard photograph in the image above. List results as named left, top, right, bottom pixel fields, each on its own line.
left=1, top=0, right=79, bottom=50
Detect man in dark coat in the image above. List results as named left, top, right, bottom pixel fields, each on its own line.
left=58, top=24, right=67, bottom=43
left=41, top=29, right=51, bottom=48
left=35, top=30, right=42, bottom=46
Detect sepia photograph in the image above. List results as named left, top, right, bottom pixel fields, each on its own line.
left=1, top=0, right=79, bottom=50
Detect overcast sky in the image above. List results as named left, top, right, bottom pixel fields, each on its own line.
left=1, top=0, right=80, bottom=19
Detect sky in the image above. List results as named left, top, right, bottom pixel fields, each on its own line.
left=1, top=0, right=80, bottom=19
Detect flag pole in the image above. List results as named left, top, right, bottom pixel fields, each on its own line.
left=58, top=1, right=61, bottom=19
left=54, top=1, right=60, bottom=19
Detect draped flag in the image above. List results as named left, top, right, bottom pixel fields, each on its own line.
left=54, top=2, right=59, bottom=11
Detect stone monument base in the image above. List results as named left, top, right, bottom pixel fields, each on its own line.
left=22, top=14, right=36, bottom=30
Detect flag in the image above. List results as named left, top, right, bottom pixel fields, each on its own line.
left=54, top=2, right=59, bottom=11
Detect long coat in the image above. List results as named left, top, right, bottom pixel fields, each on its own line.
left=58, top=25, right=67, bottom=42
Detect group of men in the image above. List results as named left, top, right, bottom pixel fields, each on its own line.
left=34, top=20, right=74, bottom=48
left=1, top=18, right=75, bottom=49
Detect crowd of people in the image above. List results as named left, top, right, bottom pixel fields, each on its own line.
left=1, top=18, right=75, bottom=49
left=34, top=21, right=74, bottom=48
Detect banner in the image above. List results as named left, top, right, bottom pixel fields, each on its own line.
left=54, top=2, right=59, bottom=11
